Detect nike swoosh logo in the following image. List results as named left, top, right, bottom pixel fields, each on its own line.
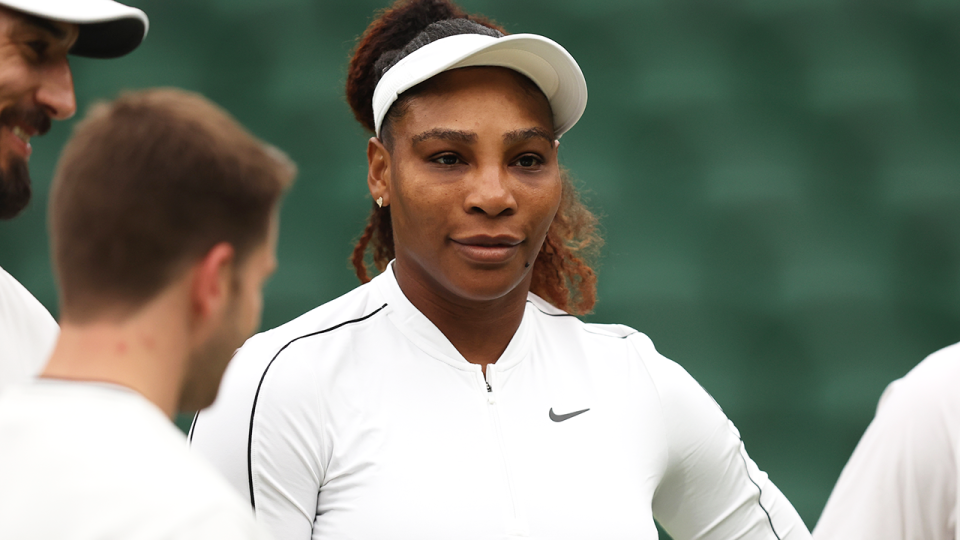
left=549, top=407, right=590, bottom=422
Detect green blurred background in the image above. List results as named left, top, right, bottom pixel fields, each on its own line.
left=2, top=0, right=959, bottom=533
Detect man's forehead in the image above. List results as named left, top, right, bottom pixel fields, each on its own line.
left=3, top=7, right=80, bottom=44
left=23, top=14, right=67, bottom=37
left=23, top=16, right=78, bottom=43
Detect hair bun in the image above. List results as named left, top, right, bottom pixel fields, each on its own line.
left=346, top=0, right=504, bottom=132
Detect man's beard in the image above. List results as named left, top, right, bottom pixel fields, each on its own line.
left=0, top=157, right=32, bottom=220
left=0, top=105, right=51, bottom=220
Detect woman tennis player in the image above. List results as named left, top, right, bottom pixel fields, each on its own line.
left=190, top=1, right=811, bottom=538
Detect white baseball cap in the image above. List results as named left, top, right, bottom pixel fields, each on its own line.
left=372, top=32, right=588, bottom=138
left=0, top=0, right=148, bottom=58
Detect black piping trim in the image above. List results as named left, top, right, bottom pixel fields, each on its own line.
left=187, top=412, right=198, bottom=444
left=527, top=300, right=637, bottom=339
left=582, top=328, right=638, bottom=340
left=246, top=303, right=388, bottom=510
left=526, top=299, right=576, bottom=318
left=737, top=438, right=782, bottom=540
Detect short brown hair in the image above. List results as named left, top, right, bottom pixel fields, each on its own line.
left=50, top=88, right=296, bottom=322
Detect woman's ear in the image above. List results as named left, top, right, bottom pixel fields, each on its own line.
left=367, top=137, right=391, bottom=208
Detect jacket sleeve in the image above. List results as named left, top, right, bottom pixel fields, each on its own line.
left=189, top=333, right=326, bottom=540
left=630, top=333, right=812, bottom=540
left=813, top=348, right=960, bottom=540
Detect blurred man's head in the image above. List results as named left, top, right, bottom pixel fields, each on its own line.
left=50, top=88, right=296, bottom=410
left=0, top=0, right=147, bottom=220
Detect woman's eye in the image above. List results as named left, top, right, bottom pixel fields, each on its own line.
left=515, top=155, right=542, bottom=168
left=433, top=154, right=461, bottom=166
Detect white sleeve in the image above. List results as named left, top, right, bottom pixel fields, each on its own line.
left=189, top=335, right=325, bottom=540
left=813, top=353, right=959, bottom=540
left=0, top=266, right=58, bottom=392
left=632, top=334, right=811, bottom=540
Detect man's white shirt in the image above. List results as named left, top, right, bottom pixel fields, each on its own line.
left=814, top=342, right=960, bottom=540
left=0, top=380, right=272, bottom=540
left=190, top=264, right=811, bottom=540
left=0, top=265, right=57, bottom=392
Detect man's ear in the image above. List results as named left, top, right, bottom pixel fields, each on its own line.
left=367, top=137, right=391, bottom=208
left=190, top=242, right=235, bottom=321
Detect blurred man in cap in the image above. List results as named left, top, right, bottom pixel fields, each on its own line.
left=0, top=0, right=148, bottom=392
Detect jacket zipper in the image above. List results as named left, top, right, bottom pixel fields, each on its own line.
left=483, top=366, right=524, bottom=534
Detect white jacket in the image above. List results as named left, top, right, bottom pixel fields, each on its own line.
left=814, top=342, right=960, bottom=540
left=0, top=266, right=57, bottom=393
left=190, top=265, right=810, bottom=540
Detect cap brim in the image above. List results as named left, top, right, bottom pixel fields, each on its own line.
left=373, top=33, right=587, bottom=138
left=0, top=0, right=148, bottom=58
left=453, top=35, right=587, bottom=138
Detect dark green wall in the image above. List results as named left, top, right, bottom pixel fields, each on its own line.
left=2, top=0, right=959, bottom=533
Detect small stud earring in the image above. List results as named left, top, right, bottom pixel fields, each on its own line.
left=376, top=196, right=383, bottom=208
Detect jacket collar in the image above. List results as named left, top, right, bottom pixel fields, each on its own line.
left=372, top=261, right=532, bottom=372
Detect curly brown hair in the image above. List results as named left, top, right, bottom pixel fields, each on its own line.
left=346, top=0, right=603, bottom=315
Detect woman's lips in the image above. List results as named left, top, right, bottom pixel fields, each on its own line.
left=451, top=235, right=523, bottom=264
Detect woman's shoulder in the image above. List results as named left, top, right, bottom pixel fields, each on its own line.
left=527, top=292, right=659, bottom=347
left=526, top=293, right=679, bottom=370
left=525, top=294, right=720, bottom=420
left=526, top=293, right=635, bottom=337
left=200, top=280, right=391, bottom=431
left=241, top=279, right=390, bottom=360
left=527, top=294, right=710, bottom=390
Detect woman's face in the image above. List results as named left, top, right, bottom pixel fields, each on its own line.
left=370, top=66, right=562, bottom=305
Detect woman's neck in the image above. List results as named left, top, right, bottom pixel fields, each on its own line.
left=393, top=263, right=530, bottom=373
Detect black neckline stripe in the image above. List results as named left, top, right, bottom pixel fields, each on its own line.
left=526, top=299, right=576, bottom=318
left=736, top=436, right=783, bottom=540
left=246, top=303, right=388, bottom=510
left=582, top=327, right=638, bottom=340
left=526, top=299, right=637, bottom=339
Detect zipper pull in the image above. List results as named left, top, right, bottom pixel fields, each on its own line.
left=486, top=381, right=492, bottom=392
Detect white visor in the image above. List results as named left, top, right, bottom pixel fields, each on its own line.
left=372, top=32, right=587, bottom=138
left=0, top=0, right=148, bottom=58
